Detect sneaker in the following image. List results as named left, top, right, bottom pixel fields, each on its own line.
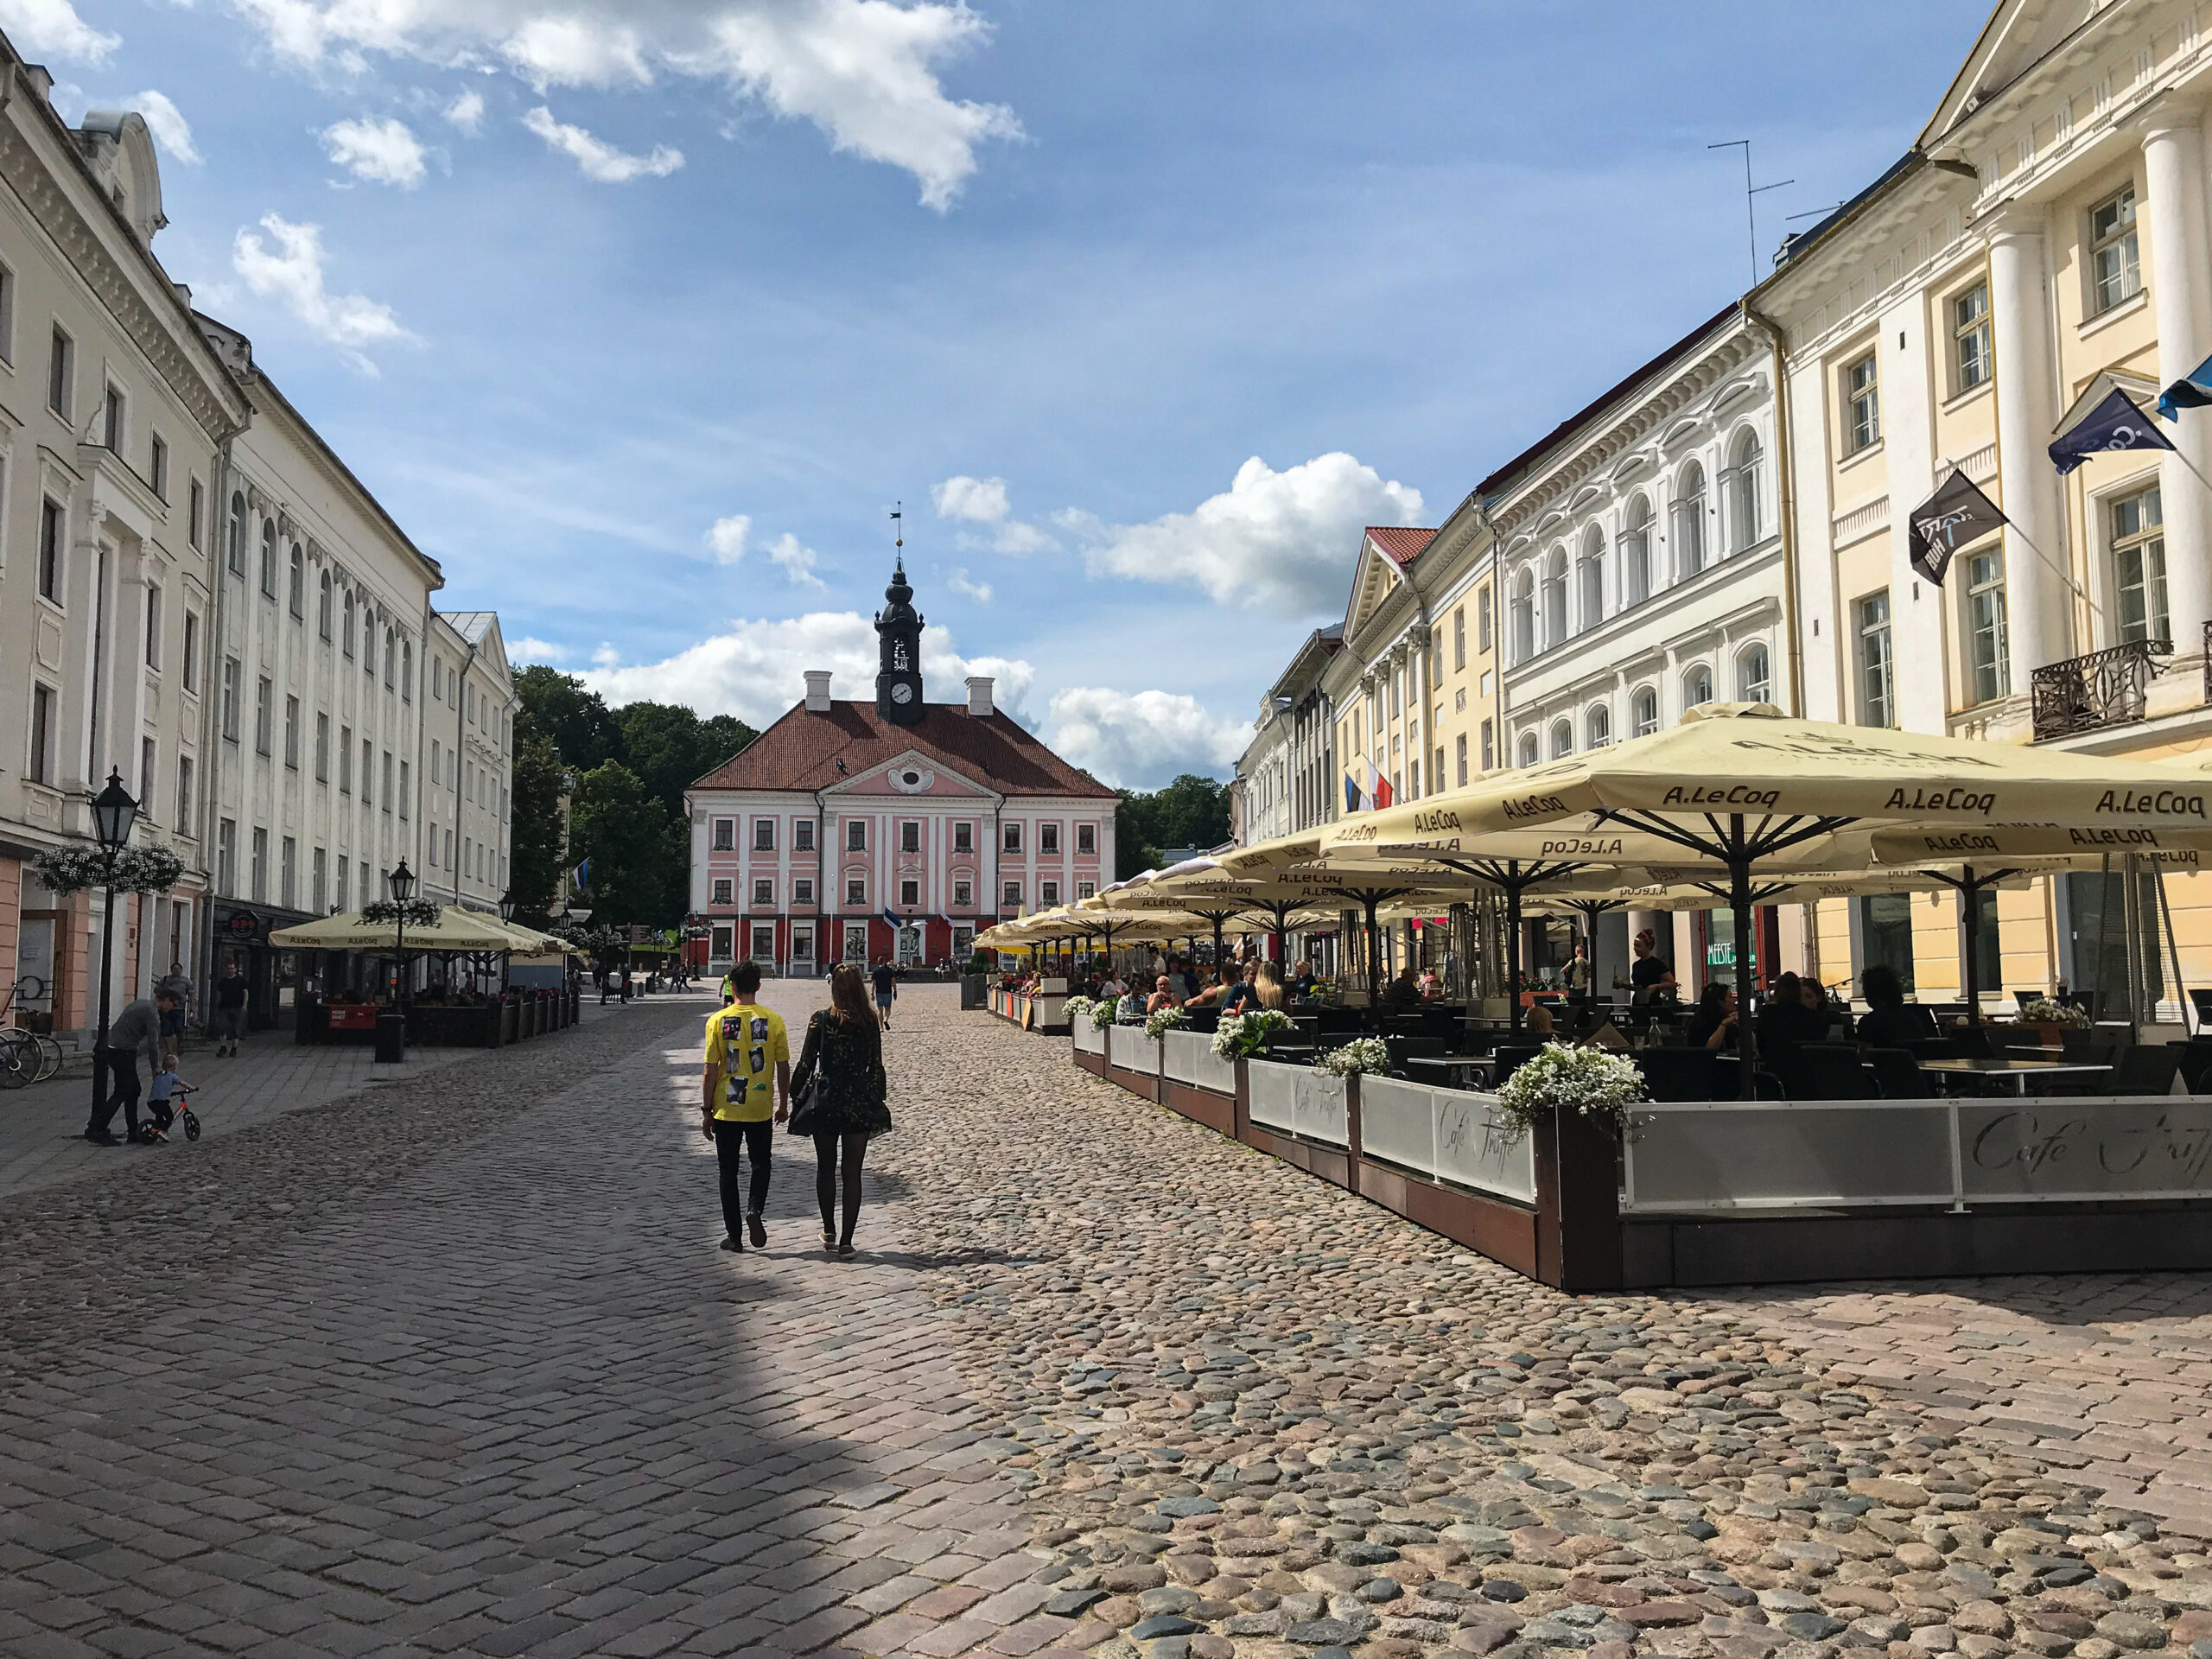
left=720, top=1235, right=744, bottom=1253
left=836, top=1242, right=856, bottom=1260
left=822, top=1226, right=837, bottom=1249
left=747, top=1211, right=766, bottom=1248
left=82, top=1129, right=121, bottom=1146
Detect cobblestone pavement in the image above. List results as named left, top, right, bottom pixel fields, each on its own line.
left=5, top=984, right=2212, bottom=1659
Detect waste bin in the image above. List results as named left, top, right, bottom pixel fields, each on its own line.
left=373, top=1011, right=407, bottom=1065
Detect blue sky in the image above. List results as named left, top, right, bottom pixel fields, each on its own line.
left=13, top=0, right=1988, bottom=786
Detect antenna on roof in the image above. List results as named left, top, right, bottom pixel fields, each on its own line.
left=1708, top=140, right=1793, bottom=286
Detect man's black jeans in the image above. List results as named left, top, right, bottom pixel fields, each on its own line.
left=711, top=1117, right=772, bottom=1239
left=90, top=1047, right=143, bottom=1139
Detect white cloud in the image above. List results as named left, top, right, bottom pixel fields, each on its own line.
left=932, top=471, right=1057, bottom=554
left=133, top=91, right=200, bottom=164
left=231, top=213, right=413, bottom=371
left=321, top=116, right=428, bottom=187
left=522, top=105, right=682, bottom=181
left=582, top=612, right=1033, bottom=730
left=946, top=568, right=992, bottom=603
left=508, top=635, right=565, bottom=663
left=1045, top=687, right=1249, bottom=791
left=226, top=0, right=1014, bottom=208
left=446, top=88, right=486, bottom=131
left=0, top=0, right=118, bottom=62
left=706, top=513, right=752, bottom=564
left=767, top=532, right=826, bottom=588
left=1077, top=452, right=1426, bottom=615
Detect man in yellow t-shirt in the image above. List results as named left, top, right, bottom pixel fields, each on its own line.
left=701, top=960, right=790, bottom=1251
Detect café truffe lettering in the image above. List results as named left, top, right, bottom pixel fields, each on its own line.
left=1973, top=1108, right=2212, bottom=1189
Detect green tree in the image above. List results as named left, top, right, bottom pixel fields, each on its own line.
left=568, top=760, right=677, bottom=929
left=514, top=666, right=624, bottom=772
left=506, top=722, right=567, bottom=927
left=619, top=701, right=756, bottom=814
left=1115, top=773, right=1232, bottom=878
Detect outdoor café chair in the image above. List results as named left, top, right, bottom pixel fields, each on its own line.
left=2111, top=1045, right=2181, bottom=1096
left=1789, top=1044, right=1881, bottom=1101
left=1636, top=1047, right=1717, bottom=1103
left=1863, top=1047, right=1935, bottom=1099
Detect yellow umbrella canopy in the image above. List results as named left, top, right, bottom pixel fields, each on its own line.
left=269, top=906, right=523, bottom=952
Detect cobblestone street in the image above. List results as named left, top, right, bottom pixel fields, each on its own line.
left=4, top=984, right=2212, bottom=1659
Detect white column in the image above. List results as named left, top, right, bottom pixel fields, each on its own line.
left=2142, top=115, right=2212, bottom=657
left=1987, top=208, right=2072, bottom=691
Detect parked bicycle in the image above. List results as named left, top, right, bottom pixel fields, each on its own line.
left=0, top=977, right=64, bottom=1089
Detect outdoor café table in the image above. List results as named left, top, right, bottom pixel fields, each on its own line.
left=1404, top=1054, right=1493, bottom=1090
left=1916, top=1056, right=2113, bottom=1095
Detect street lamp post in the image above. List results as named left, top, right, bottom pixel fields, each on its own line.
left=389, top=860, right=417, bottom=1004
left=87, top=769, right=140, bottom=1132
left=497, top=887, right=516, bottom=924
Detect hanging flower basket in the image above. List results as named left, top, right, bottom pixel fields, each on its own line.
left=361, top=899, right=442, bottom=930
left=1495, top=1042, right=1645, bottom=1141
left=31, top=840, right=184, bottom=897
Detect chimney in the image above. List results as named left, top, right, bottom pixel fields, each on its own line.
left=966, top=676, right=995, bottom=717
left=804, top=671, right=832, bottom=713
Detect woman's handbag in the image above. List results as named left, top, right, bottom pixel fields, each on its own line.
left=787, top=1073, right=819, bottom=1136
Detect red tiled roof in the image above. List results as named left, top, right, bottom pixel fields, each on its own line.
left=691, top=700, right=1119, bottom=799
left=1365, top=526, right=1438, bottom=567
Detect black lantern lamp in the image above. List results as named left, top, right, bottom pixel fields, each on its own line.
left=389, top=860, right=416, bottom=904
left=92, top=768, right=139, bottom=852
left=497, top=887, right=516, bottom=923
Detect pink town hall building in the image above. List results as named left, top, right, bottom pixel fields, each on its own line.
left=685, top=563, right=1117, bottom=975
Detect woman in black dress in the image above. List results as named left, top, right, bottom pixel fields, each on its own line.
left=791, top=963, right=894, bottom=1257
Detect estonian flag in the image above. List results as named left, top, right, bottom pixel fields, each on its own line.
left=2158, top=352, right=2212, bottom=421
left=2050, top=388, right=2174, bottom=475
left=880, top=906, right=903, bottom=932
left=570, top=857, right=591, bottom=890
left=1344, top=771, right=1365, bottom=812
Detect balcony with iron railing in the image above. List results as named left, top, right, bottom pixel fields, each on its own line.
left=2031, top=638, right=2171, bottom=741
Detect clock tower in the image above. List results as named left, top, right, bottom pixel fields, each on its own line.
left=874, top=558, right=925, bottom=725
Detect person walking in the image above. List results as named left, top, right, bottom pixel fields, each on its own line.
left=86, top=988, right=178, bottom=1145
left=213, top=962, right=248, bottom=1056
left=790, top=963, right=893, bottom=1259
left=869, top=958, right=897, bottom=1030
left=700, top=960, right=790, bottom=1252
left=156, top=960, right=194, bottom=1065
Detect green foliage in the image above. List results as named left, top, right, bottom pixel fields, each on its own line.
left=568, top=760, right=677, bottom=930
left=514, top=667, right=625, bottom=772
left=507, top=723, right=567, bottom=928
left=1115, top=773, right=1231, bottom=879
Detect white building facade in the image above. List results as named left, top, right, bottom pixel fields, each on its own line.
left=421, top=611, right=518, bottom=914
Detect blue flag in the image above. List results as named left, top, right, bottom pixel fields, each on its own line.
left=570, top=857, right=590, bottom=890
left=881, top=906, right=902, bottom=932
left=2050, top=388, right=2174, bottom=475
left=2158, top=352, right=2212, bottom=421
left=1344, top=771, right=1364, bottom=813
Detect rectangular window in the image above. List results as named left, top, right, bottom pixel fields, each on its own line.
left=753, top=818, right=775, bottom=851
left=334, top=859, right=347, bottom=911
left=846, top=819, right=866, bottom=852
left=182, top=612, right=199, bottom=692
left=901, top=821, right=920, bottom=854
left=217, top=819, right=236, bottom=893
left=712, top=878, right=733, bottom=906
left=901, top=879, right=920, bottom=906
left=753, top=878, right=774, bottom=906
left=1077, top=880, right=1096, bottom=900
left=712, top=817, right=734, bottom=850
left=398, top=760, right=409, bottom=818
left=220, top=659, right=241, bottom=742
left=1477, top=586, right=1493, bottom=652
left=1966, top=549, right=2010, bottom=704
left=845, top=878, right=866, bottom=906
left=751, top=925, right=775, bottom=961
left=1003, top=822, right=1022, bottom=853
left=1480, top=718, right=1495, bottom=772
left=1077, top=823, right=1096, bottom=855
left=28, top=683, right=54, bottom=785
left=2090, top=187, right=2141, bottom=315
left=794, top=878, right=814, bottom=906
left=38, top=497, right=62, bottom=601
left=48, top=324, right=72, bottom=419
left=1456, top=733, right=1469, bottom=786
left=254, top=677, right=273, bottom=756
left=340, top=725, right=353, bottom=793
left=1843, top=352, right=1880, bottom=453
left=1453, top=606, right=1466, bottom=670
left=1039, top=823, right=1059, bottom=855
left=794, top=820, right=814, bottom=852
left=316, top=713, right=330, bottom=781
left=953, top=880, right=972, bottom=907
left=103, top=385, right=124, bottom=452
left=1039, top=880, right=1058, bottom=906
left=140, top=737, right=157, bottom=817
left=283, top=696, right=301, bottom=768
left=1951, top=282, right=1991, bottom=393
left=2112, top=485, right=2169, bottom=645
left=281, top=836, right=297, bottom=909
left=1857, top=892, right=1916, bottom=994
left=251, top=828, right=269, bottom=904
left=953, top=821, right=973, bottom=853
left=361, top=744, right=373, bottom=804
left=313, top=848, right=327, bottom=913
left=175, top=755, right=193, bottom=833
left=149, top=433, right=168, bottom=501
left=1002, top=880, right=1023, bottom=909
left=0, top=262, right=11, bottom=361
left=381, top=752, right=393, bottom=813
left=1857, top=590, right=1894, bottom=728
left=188, top=479, right=203, bottom=550
left=144, top=585, right=162, bottom=667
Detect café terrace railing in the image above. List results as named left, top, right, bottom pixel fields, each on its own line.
left=2031, top=637, right=2169, bottom=741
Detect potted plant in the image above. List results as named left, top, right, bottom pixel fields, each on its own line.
left=1495, top=1042, right=1646, bottom=1141
left=1317, top=1035, right=1391, bottom=1077
left=1212, top=1007, right=1292, bottom=1060
left=2016, top=995, right=2090, bottom=1048
left=1144, top=1004, right=1191, bottom=1041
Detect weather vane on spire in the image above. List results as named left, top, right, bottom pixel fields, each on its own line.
left=892, top=501, right=903, bottom=554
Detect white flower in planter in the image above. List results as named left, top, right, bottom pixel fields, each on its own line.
left=1317, top=1036, right=1390, bottom=1077
left=1494, top=1042, right=1645, bottom=1139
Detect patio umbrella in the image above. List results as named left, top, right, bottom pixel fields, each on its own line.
left=1320, top=704, right=2212, bottom=1092
left=270, top=906, right=524, bottom=953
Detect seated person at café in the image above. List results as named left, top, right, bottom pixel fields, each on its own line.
left=1756, top=971, right=1832, bottom=1065
left=1854, top=963, right=1923, bottom=1048
left=1418, top=969, right=1446, bottom=1001
left=1688, top=982, right=1740, bottom=1050
left=1525, top=1002, right=1555, bottom=1037
left=1145, top=976, right=1181, bottom=1017
left=1289, top=957, right=1317, bottom=999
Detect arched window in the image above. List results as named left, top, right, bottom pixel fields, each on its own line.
left=258, top=519, right=277, bottom=598
left=1674, top=462, right=1707, bottom=581
left=226, top=493, right=247, bottom=575
left=1510, top=569, right=1535, bottom=664
left=1728, top=429, right=1764, bottom=551
left=1632, top=685, right=1660, bottom=737
left=288, top=545, right=304, bottom=618
left=402, top=640, right=413, bottom=701
left=318, top=570, right=333, bottom=639
left=1622, top=496, right=1652, bottom=606
left=1549, top=719, right=1573, bottom=760
left=384, top=627, right=396, bottom=687
left=1541, top=550, right=1568, bottom=651
left=1586, top=704, right=1611, bottom=748
left=1738, top=643, right=1772, bottom=704
left=1517, top=731, right=1540, bottom=767
left=342, top=590, right=356, bottom=658
left=1684, top=664, right=1713, bottom=709
left=1576, top=526, right=1605, bottom=632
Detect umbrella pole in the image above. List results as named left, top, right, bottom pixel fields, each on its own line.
left=1960, top=867, right=1984, bottom=1027
left=1274, top=902, right=1289, bottom=968
left=1363, top=896, right=1382, bottom=1021
left=1505, top=865, right=1525, bottom=1035
left=1730, top=819, right=1758, bottom=1102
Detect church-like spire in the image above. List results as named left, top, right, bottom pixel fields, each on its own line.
left=876, top=505, right=925, bottom=724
